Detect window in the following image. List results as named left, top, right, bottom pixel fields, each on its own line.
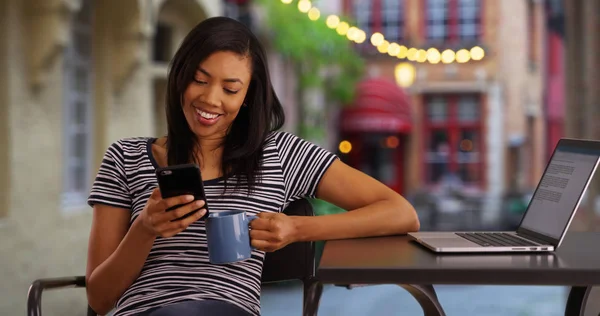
left=153, top=22, right=173, bottom=63
left=426, top=0, right=448, bottom=41
left=223, top=0, right=253, bottom=29
left=526, top=0, right=538, bottom=69
left=381, top=0, right=405, bottom=43
left=426, top=0, right=481, bottom=43
left=353, top=0, right=374, bottom=38
left=63, top=0, right=93, bottom=208
left=424, top=95, right=483, bottom=186
left=348, top=0, right=406, bottom=51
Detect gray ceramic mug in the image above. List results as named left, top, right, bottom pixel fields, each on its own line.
left=205, top=210, right=257, bottom=264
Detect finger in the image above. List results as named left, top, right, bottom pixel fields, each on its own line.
left=163, top=208, right=207, bottom=231
left=158, top=194, right=195, bottom=211
left=249, top=218, right=273, bottom=230
left=251, top=239, right=277, bottom=252
left=150, top=187, right=162, bottom=200
left=249, top=229, right=273, bottom=241
left=169, top=200, right=205, bottom=221
left=256, top=212, right=276, bottom=219
left=153, top=199, right=204, bottom=223
left=152, top=202, right=202, bottom=228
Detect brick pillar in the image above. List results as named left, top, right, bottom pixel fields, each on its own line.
left=0, top=0, right=10, bottom=218
left=582, top=0, right=600, bottom=231
left=565, top=0, right=600, bottom=231
left=564, top=0, right=584, bottom=139
left=582, top=0, right=599, bottom=139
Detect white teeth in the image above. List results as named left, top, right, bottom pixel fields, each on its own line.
left=195, top=108, right=219, bottom=119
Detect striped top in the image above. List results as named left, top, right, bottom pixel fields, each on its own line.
left=87, top=131, right=337, bottom=316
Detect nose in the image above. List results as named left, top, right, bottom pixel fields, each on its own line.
left=202, top=84, right=220, bottom=107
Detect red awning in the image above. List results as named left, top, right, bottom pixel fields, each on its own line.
left=340, top=78, right=412, bottom=133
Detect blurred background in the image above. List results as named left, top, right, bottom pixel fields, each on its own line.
left=0, top=0, right=598, bottom=315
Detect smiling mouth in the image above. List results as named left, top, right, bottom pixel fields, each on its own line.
left=195, top=108, right=221, bottom=120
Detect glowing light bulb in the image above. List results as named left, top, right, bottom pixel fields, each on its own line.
left=456, top=49, right=471, bottom=63
left=441, top=49, right=456, bottom=64
left=470, top=46, right=485, bottom=61
left=427, top=48, right=441, bottom=64
left=326, top=15, right=340, bottom=29
left=370, top=32, right=384, bottom=46
left=307, top=7, right=320, bottom=20
left=298, top=0, right=311, bottom=13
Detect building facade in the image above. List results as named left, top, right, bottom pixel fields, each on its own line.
left=0, top=0, right=296, bottom=314
left=335, top=0, right=549, bottom=223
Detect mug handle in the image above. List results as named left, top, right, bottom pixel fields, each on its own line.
left=247, top=215, right=258, bottom=250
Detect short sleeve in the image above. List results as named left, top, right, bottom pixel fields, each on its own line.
left=87, top=141, right=132, bottom=209
left=274, top=132, right=338, bottom=201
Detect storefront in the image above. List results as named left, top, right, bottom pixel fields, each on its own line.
left=338, top=78, right=412, bottom=194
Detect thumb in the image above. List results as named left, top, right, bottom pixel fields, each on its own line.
left=150, top=187, right=162, bottom=200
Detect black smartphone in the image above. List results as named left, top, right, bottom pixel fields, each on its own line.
left=155, top=163, right=209, bottom=221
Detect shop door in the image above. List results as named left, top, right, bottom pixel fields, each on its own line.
left=346, top=134, right=405, bottom=195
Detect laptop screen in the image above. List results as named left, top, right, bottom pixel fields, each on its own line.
left=519, top=141, right=600, bottom=240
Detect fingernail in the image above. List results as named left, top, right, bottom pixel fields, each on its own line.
left=186, top=195, right=194, bottom=201
left=195, top=200, right=204, bottom=206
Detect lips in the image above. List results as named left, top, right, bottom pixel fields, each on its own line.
left=195, top=108, right=220, bottom=118
left=194, top=107, right=222, bottom=126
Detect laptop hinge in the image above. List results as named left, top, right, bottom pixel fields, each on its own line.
left=516, top=230, right=555, bottom=245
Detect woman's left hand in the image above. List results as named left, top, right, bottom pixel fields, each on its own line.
left=249, top=212, right=298, bottom=252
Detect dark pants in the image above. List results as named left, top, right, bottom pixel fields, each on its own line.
left=141, top=299, right=252, bottom=316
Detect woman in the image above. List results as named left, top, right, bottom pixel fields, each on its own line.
left=86, top=16, right=419, bottom=316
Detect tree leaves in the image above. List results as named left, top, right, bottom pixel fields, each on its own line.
left=256, top=0, right=364, bottom=104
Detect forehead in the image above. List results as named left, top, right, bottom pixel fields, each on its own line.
left=198, top=51, right=251, bottom=79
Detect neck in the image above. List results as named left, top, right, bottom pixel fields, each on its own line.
left=195, top=135, right=224, bottom=167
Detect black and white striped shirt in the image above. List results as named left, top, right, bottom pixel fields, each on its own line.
left=87, top=131, right=337, bottom=316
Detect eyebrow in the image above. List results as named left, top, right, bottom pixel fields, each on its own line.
left=197, top=67, right=244, bottom=84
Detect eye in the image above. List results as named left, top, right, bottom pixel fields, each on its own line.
left=224, top=89, right=239, bottom=95
left=193, top=78, right=207, bottom=85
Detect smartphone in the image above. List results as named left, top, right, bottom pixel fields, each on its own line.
left=155, top=163, right=209, bottom=221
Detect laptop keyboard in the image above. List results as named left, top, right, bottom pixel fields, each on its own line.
left=455, top=232, right=540, bottom=247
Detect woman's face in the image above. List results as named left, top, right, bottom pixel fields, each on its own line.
left=182, top=51, right=252, bottom=142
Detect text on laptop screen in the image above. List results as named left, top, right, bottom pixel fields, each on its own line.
left=520, top=145, right=600, bottom=239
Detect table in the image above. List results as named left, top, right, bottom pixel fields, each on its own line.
left=316, top=232, right=600, bottom=316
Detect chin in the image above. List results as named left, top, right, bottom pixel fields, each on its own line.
left=191, top=125, right=227, bottom=140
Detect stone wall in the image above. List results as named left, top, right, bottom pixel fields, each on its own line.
left=0, top=0, right=226, bottom=315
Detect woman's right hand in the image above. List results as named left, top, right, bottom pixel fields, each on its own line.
left=138, top=188, right=207, bottom=238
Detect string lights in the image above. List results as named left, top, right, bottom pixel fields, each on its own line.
left=280, top=0, right=486, bottom=64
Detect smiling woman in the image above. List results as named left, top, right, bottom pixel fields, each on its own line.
left=182, top=52, right=251, bottom=136
left=84, top=16, right=419, bottom=316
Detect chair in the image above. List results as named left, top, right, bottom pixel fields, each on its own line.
left=27, top=199, right=323, bottom=316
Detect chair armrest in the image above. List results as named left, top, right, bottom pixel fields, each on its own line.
left=27, top=276, right=86, bottom=316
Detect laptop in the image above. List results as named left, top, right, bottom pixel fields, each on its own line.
left=409, top=138, right=600, bottom=253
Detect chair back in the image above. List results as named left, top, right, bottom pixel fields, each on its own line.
left=261, top=198, right=317, bottom=283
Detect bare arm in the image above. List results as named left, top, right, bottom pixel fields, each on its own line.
left=293, top=159, right=420, bottom=242
left=85, top=205, right=156, bottom=315
left=85, top=189, right=207, bottom=315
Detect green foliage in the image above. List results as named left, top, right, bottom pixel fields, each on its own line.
left=255, top=0, right=365, bottom=105
left=308, top=198, right=347, bottom=267
left=309, top=198, right=346, bottom=216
